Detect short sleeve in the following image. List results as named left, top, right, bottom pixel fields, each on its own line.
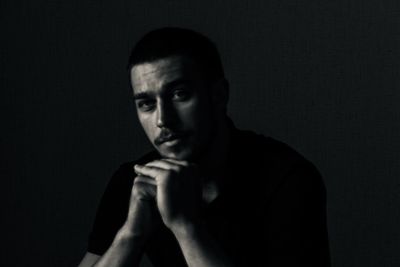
left=87, top=163, right=134, bottom=255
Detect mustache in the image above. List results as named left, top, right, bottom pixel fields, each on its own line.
left=154, top=129, right=187, bottom=145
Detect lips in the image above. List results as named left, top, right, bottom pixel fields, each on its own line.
left=155, top=132, right=187, bottom=146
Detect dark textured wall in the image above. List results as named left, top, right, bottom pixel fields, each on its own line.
left=2, top=1, right=399, bottom=266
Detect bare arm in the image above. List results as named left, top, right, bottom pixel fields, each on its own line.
left=78, top=175, right=159, bottom=267
left=78, top=252, right=100, bottom=267
left=77, top=213, right=147, bottom=267
left=171, top=222, right=235, bottom=267
left=90, top=216, right=147, bottom=267
left=79, top=158, right=235, bottom=267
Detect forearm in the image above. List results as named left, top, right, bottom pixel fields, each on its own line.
left=92, top=199, right=155, bottom=267
left=173, top=222, right=235, bottom=267
left=92, top=222, right=145, bottom=267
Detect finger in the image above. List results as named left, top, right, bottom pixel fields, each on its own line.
left=144, top=160, right=180, bottom=171
left=134, top=164, right=167, bottom=180
left=134, top=175, right=157, bottom=186
left=162, top=158, right=191, bottom=167
left=134, top=163, right=163, bottom=176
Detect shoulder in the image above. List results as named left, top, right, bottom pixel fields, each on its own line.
left=229, top=128, right=324, bottom=199
left=231, top=128, right=313, bottom=170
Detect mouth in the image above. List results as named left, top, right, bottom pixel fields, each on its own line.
left=162, top=137, right=183, bottom=147
left=155, top=132, right=188, bottom=146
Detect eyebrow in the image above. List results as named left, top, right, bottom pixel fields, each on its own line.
left=133, top=78, right=191, bottom=100
left=164, top=78, right=191, bottom=89
left=133, top=92, right=151, bottom=100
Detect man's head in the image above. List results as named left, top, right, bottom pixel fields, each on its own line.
left=128, top=27, right=229, bottom=161
left=127, top=27, right=225, bottom=83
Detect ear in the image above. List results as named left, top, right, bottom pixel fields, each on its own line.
left=211, top=78, right=229, bottom=112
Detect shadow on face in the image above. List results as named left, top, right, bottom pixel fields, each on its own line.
left=130, top=55, right=228, bottom=161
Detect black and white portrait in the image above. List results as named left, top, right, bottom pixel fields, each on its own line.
left=2, top=1, right=399, bottom=267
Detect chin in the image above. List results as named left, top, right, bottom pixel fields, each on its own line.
left=158, top=147, right=196, bottom=161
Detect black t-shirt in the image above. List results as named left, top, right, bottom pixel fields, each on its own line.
left=87, top=127, right=330, bottom=266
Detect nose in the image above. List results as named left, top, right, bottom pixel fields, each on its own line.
left=156, top=100, right=175, bottom=128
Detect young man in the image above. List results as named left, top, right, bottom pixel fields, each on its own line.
left=78, top=27, right=330, bottom=267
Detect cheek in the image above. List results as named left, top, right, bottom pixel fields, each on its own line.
left=181, top=97, right=213, bottom=121
left=185, top=104, right=215, bottom=137
left=138, top=114, right=156, bottom=139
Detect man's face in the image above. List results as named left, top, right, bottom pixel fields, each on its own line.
left=130, top=55, right=219, bottom=160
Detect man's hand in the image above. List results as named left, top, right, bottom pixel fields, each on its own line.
left=134, top=159, right=203, bottom=232
left=134, top=159, right=234, bottom=267
left=123, top=174, right=159, bottom=240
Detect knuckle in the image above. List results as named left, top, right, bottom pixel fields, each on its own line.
left=181, top=161, right=190, bottom=167
left=132, top=178, right=148, bottom=192
left=131, top=182, right=143, bottom=193
left=131, top=181, right=155, bottom=200
left=133, top=177, right=144, bottom=185
left=173, top=165, right=182, bottom=172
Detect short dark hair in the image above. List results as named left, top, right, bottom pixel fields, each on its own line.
left=127, top=27, right=225, bottom=82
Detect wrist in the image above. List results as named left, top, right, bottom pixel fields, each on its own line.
left=117, top=221, right=147, bottom=243
left=124, top=201, right=157, bottom=240
left=170, top=219, right=204, bottom=240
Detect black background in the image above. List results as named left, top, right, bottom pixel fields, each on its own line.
left=2, top=0, right=399, bottom=266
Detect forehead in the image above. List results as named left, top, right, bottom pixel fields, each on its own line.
left=130, top=55, right=203, bottom=94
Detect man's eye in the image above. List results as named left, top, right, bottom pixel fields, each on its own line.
left=172, top=89, right=190, bottom=101
left=137, top=100, right=155, bottom=111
